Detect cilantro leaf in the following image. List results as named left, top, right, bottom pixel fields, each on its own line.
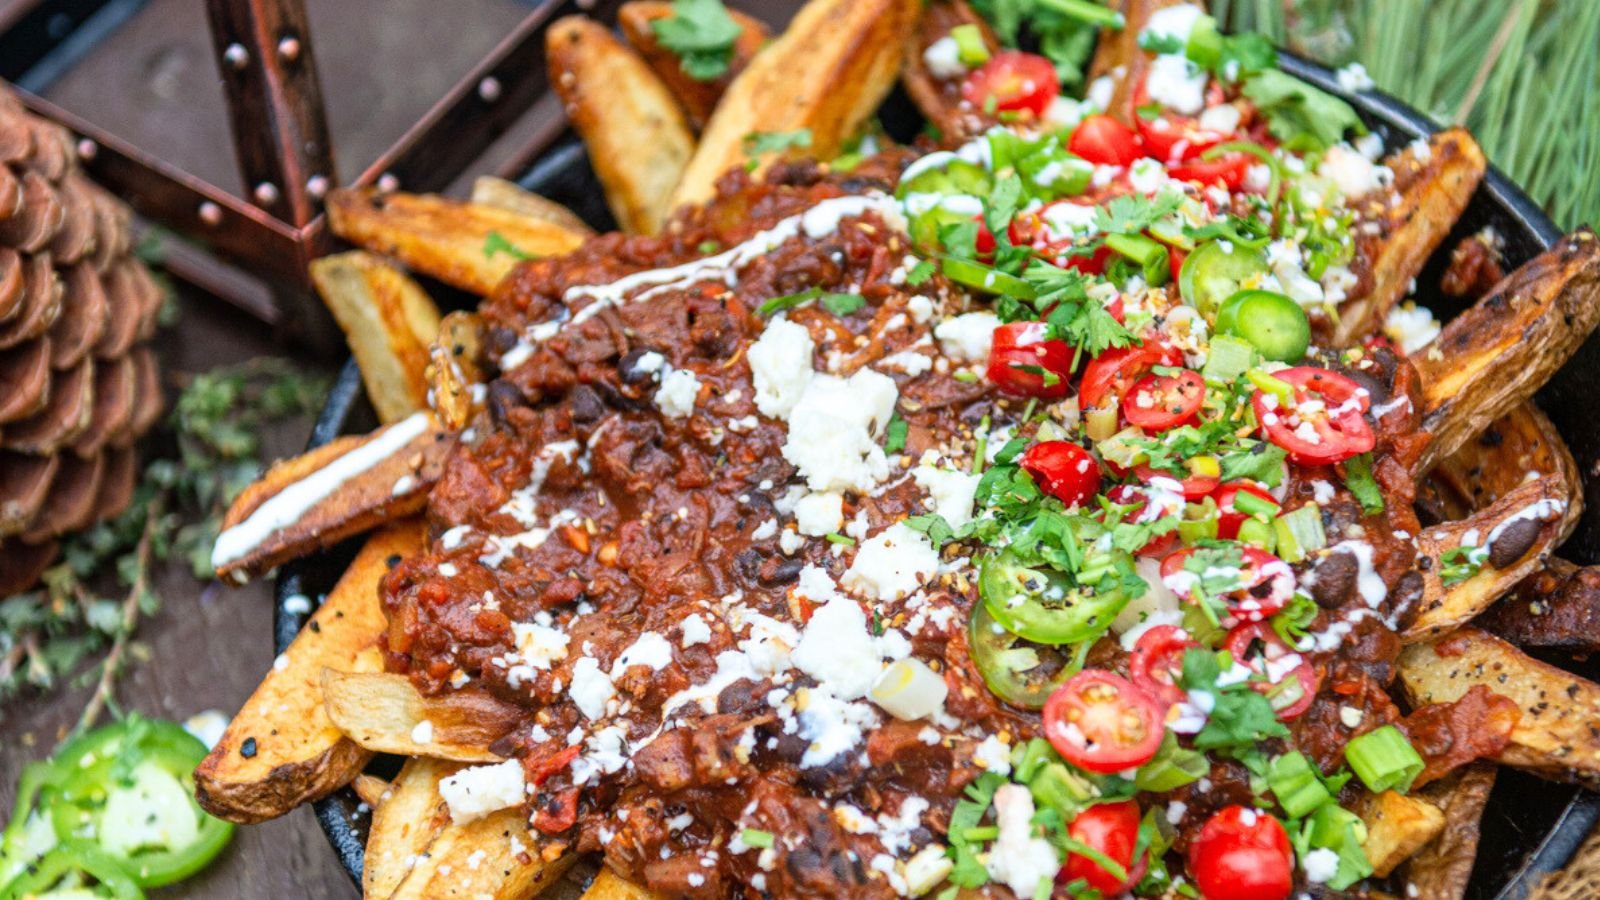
left=884, top=413, right=908, bottom=454
left=483, top=230, right=533, bottom=261
left=1241, top=69, right=1365, bottom=152
left=1220, top=441, right=1288, bottom=487
left=1094, top=190, right=1184, bottom=236
left=1342, top=453, right=1385, bottom=515
left=820, top=292, right=866, bottom=316
left=1180, top=647, right=1290, bottom=749
left=650, top=0, right=742, bottom=81
left=906, top=259, right=937, bottom=286
left=757, top=287, right=862, bottom=317
left=743, top=128, right=813, bottom=156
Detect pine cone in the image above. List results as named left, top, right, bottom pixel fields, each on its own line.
left=0, top=83, right=164, bottom=596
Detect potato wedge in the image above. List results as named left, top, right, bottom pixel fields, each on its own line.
left=1334, top=129, right=1486, bottom=347
left=351, top=773, right=391, bottom=809
left=1399, top=628, right=1600, bottom=787
left=327, top=188, right=587, bottom=296
left=1478, top=557, right=1600, bottom=654
left=1086, top=0, right=1191, bottom=123
left=1425, top=402, right=1580, bottom=539
left=470, top=176, right=594, bottom=236
left=321, top=670, right=525, bottom=762
left=1359, top=790, right=1446, bottom=878
left=900, top=0, right=1001, bottom=142
left=310, top=251, right=441, bottom=425
left=388, top=805, right=574, bottom=900
left=669, top=0, right=920, bottom=210
left=583, top=867, right=663, bottom=900
left=364, top=756, right=456, bottom=900
left=617, top=1, right=771, bottom=132
left=1405, top=472, right=1573, bottom=641
left=1413, top=228, right=1600, bottom=471
left=196, top=520, right=423, bottom=823
left=548, top=17, right=695, bottom=235
left=1402, top=764, right=1496, bottom=900
left=428, top=311, right=487, bottom=432
left=211, top=412, right=453, bottom=584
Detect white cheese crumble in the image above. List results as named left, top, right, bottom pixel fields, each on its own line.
left=913, top=465, right=981, bottom=529
left=1383, top=303, right=1441, bottom=354
left=842, top=523, right=941, bottom=602
left=569, top=657, right=617, bottom=719
left=922, top=36, right=966, bottom=79
left=794, top=491, right=845, bottom=536
left=680, top=614, right=712, bottom=648
left=986, top=785, right=1061, bottom=897
left=1145, top=54, right=1208, bottom=115
left=1336, top=62, right=1376, bottom=92
left=782, top=368, right=899, bottom=493
left=748, top=317, right=815, bottom=418
left=611, top=631, right=674, bottom=676
left=933, top=312, right=1000, bottom=362
left=654, top=367, right=700, bottom=419
left=439, top=760, right=526, bottom=823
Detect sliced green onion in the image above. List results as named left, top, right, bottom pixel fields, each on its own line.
left=1135, top=734, right=1210, bottom=792
left=1233, top=489, right=1281, bottom=520
left=1105, top=232, right=1171, bottom=287
left=971, top=415, right=991, bottom=475
left=1012, top=738, right=1057, bottom=784
left=940, top=257, right=1037, bottom=299
left=962, top=826, right=1001, bottom=842
left=1346, top=725, right=1425, bottom=794
left=1179, top=498, right=1220, bottom=545
left=824, top=533, right=855, bottom=545
left=1028, top=762, right=1094, bottom=819
left=1203, top=334, right=1260, bottom=384
left=740, top=828, right=775, bottom=849
left=1247, top=368, right=1296, bottom=405
left=1036, top=0, right=1125, bottom=29
left=950, top=24, right=991, bottom=66
left=1267, top=751, right=1332, bottom=818
left=1273, top=504, right=1327, bottom=564
left=1237, top=517, right=1277, bottom=552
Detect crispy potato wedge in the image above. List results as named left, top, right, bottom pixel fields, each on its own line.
left=1414, top=228, right=1600, bottom=471
left=310, top=251, right=441, bottom=425
left=388, top=806, right=574, bottom=900
left=1086, top=0, right=1193, bottom=123
left=196, top=520, right=423, bottom=823
left=1359, top=790, right=1446, bottom=878
left=1399, top=628, right=1600, bottom=787
left=617, top=1, right=771, bottom=132
left=548, top=16, right=695, bottom=235
left=470, top=176, right=594, bottom=236
left=1425, top=402, right=1580, bottom=538
left=1402, top=764, right=1496, bottom=900
left=364, top=756, right=455, bottom=900
left=669, top=0, right=920, bottom=210
left=321, top=670, right=525, bottom=762
left=351, top=773, right=391, bottom=809
left=1405, top=472, right=1574, bottom=641
left=900, top=0, right=1001, bottom=142
left=327, top=188, right=587, bottom=296
left=583, top=867, right=663, bottom=900
left=211, top=412, right=453, bottom=584
left=428, top=311, right=487, bottom=432
left=1478, top=557, right=1600, bottom=654
left=1334, top=129, right=1486, bottom=347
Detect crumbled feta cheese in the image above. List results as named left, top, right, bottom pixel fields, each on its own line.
left=749, top=317, right=816, bottom=418
left=654, top=367, right=700, bottom=418
left=1319, top=143, right=1393, bottom=199
left=1336, top=62, right=1376, bottom=92
left=794, top=491, right=846, bottom=536
left=438, top=760, right=526, bottom=824
left=611, top=632, right=674, bottom=676
left=680, top=614, right=712, bottom=648
left=986, top=785, right=1060, bottom=897
left=569, top=657, right=616, bottom=720
left=1145, top=54, right=1208, bottom=115
left=842, top=524, right=940, bottom=602
left=410, top=720, right=434, bottom=744
left=922, top=36, right=966, bottom=79
left=1302, top=847, right=1342, bottom=884
left=933, top=312, right=1000, bottom=362
left=792, top=593, right=883, bottom=701
left=782, top=368, right=899, bottom=493
left=1383, top=302, right=1441, bottom=354
left=972, top=734, right=1013, bottom=776
left=913, top=466, right=981, bottom=529
left=1197, top=102, right=1242, bottom=135
left=511, top=621, right=571, bottom=670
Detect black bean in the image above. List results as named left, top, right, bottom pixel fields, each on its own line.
left=1489, top=517, right=1542, bottom=568
left=567, top=383, right=606, bottom=423
left=1311, top=551, right=1359, bottom=608
left=759, top=557, right=806, bottom=585
left=487, top=381, right=527, bottom=428
left=240, top=737, right=257, bottom=758
left=618, top=348, right=660, bottom=385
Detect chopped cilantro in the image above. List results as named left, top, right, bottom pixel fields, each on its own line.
left=756, top=286, right=863, bottom=317
left=483, top=230, right=533, bottom=261
left=1439, top=545, right=1484, bottom=587
left=1180, top=647, right=1290, bottom=750
left=820, top=292, right=866, bottom=316
left=1241, top=69, right=1365, bottom=152
left=905, top=259, right=937, bottom=286
left=743, top=128, right=813, bottom=156
left=651, top=0, right=742, bottom=81
left=1094, top=190, right=1185, bottom=236
left=1220, top=441, right=1288, bottom=487
left=1342, top=453, right=1385, bottom=515
left=884, top=412, right=908, bottom=454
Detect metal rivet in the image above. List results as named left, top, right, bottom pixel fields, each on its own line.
left=306, top=175, right=330, bottom=199
left=75, top=139, right=96, bottom=161
left=199, top=202, right=223, bottom=226
left=377, top=173, right=400, bottom=193
left=223, top=43, right=249, bottom=69
left=477, top=76, right=502, bottom=102
left=277, top=36, right=301, bottom=61
left=254, top=182, right=280, bottom=205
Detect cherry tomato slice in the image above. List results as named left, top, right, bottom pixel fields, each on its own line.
left=1168, top=153, right=1253, bottom=189
left=962, top=51, right=1059, bottom=117
left=1187, top=805, right=1294, bottom=900
left=1160, top=547, right=1294, bottom=622
left=1223, top=622, right=1319, bottom=720
left=1123, top=368, right=1205, bottom=431
left=1069, top=114, right=1143, bottom=167
left=1131, top=78, right=1231, bottom=163
left=987, top=321, right=1076, bottom=399
left=1020, top=441, right=1102, bottom=508
left=1080, top=342, right=1182, bottom=412
left=1133, top=464, right=1219, bottom=501
left=1251, top=366, right=1376, bottom=465
left=1043, top=670, right=1166, bottom=774
left=1128, top=624, right=1196, bottom=707
left=1214, top=481, right=1278, bottom=540
left=1060, top=800, right=1148, bottom=894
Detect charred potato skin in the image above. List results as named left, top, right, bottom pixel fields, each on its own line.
left=1478, top=558, right=1600, bottom=654
left=900, top=0, right=1001, bottom=142
left=1402, top=764, right=1497, bottom=900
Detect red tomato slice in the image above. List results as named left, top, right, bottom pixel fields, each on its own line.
left=1060, top=800, right=1148, bottom=894
left=1020, top=441, right=1103, bottom=508
left=1223, top=622, right=1319, bottom=720
left=1123, top=368, right=1205, bottom=431
left=1133, top=464, right=1219, bottom=501
left=1188, top=806, right=1294, bottom=900
left=1080, top=342, right=1182, bottom=412
left=1214, top=481, right=1278, bottom=540
left=1251, top=367, right=1376, bottom=465
left=986, top=321, right=1076, bottom=399
left=962, top=51, right=1059, bottom=117
left=1043, top=670, right=1166, bottom=774
left=974, top=215, right=996, bottom=257
left=1168, top=153, right=1253, bottom=189
left=1132, top=77, right=1230, bottom=163
left=1159, top=547, right=1294, bottom=622
left=1128, top=624, right=1196, bottom=707
left=1069, top=114, right=1143, bottom=167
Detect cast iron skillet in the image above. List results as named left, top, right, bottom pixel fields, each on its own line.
left=275, top=52, right=1600, bottom=896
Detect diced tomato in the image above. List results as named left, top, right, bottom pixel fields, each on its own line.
left=1069, top=114, right=1143, bottom=167
left=1214, top=481, right=1278, bottom=540
left=1059, top=800, right=1148, bottom=894
left=962, top=51, right=1060, bottom=117
left=1128, top=624, right=1196, bottom=707
left=1020, top=441, right=1102, bottom=508
left=1168, top=247, right=1188, bottom=283
left=1132, top=78, right=1230, bottom=163
left=1133, top=463, right=1219, bottom=500
left=974, top=215, right=996, bottom=257
left=1123, top=368, right=1205, bottom=431
left=1009, top=200, right=1110, bottom=272
left=986, top=321, right=1076, bottom=399
left=1160, top=546, right=1294, bottom=622
left=1188, top=806, right=1294, bottom=900
left=1251, top=367, right=1376, bottom=465
left=1043, top=670, right=1166, bottom=773
left=1223, top=622, right=1320, bottom=720
left=1168, top=152, right=1253, bottom=189
left=1080, top=342, right=1182, bottom=412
